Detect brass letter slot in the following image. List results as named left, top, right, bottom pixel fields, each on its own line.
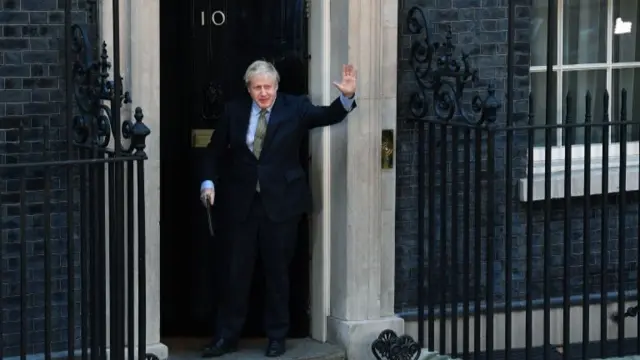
left=381, top=129, right=394, bottom=170
left=192, top=129, right=215, bottom=148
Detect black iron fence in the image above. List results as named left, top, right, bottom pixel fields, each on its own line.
left=388, top=2, right=640, bottom=360
left=409, top=90, right=640, bottom=360
left=0, top=0, right=152, bottom=359
left=0, top=119, right=149, bottom=360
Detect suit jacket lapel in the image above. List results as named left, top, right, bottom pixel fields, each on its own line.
left=235, top=97, right=255, bottom=156
left=262, top=95, right=285, bottom=153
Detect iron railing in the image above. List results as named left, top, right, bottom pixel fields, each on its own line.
left=379, top=1, right=640, bottom=360
left=0, top=0, right=152, bottom=359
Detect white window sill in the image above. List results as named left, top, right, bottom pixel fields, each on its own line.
left=518, top=154, right=640, bottom=202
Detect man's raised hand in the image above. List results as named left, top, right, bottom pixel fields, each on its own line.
left=332, top=64, right=357, bottom=98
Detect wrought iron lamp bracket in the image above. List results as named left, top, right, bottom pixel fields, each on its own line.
left=371, top=329, right=421, bottom=360
left=70, top=24, right=149, bottom=154
left=406, top=6, right=501, bottom=125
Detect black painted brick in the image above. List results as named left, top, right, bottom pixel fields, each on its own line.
left=395, top=0, right=639, bottom=313
left=0, top=0, right=88, bottom=356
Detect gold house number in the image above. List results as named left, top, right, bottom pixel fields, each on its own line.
left=201, top=11, right=226, bottom=26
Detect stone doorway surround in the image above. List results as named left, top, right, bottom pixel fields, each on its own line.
left=99, top=0, right=400, bottom=358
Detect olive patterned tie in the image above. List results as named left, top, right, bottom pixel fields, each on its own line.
left=253, top=109, right=268, bottom=191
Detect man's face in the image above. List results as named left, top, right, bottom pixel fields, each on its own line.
left=247, top=74, right=277, bottom=109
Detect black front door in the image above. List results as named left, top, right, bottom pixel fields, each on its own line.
left=160, top=0, right=310, bottom=338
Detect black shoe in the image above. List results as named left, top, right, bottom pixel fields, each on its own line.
left=265, top=338, right=286, bottom=357
left=202, top=338, right=238, bottom=358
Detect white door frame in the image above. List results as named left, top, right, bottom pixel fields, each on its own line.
left=307, top=0, right=332, bottom=342
left=98, top=0, right=335, bottom=350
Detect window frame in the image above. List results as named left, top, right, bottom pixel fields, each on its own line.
left=521, top=0, right=640, bottom=201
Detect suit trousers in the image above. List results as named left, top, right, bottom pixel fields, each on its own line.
left=219, top=191, right=299, bottom=340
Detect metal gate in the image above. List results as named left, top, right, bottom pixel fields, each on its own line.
left=0, top=1, right=153, bottom=359
left=388, top=1, right=640, bottom=360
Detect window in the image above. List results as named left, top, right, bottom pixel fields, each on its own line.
left=521, top=0, right=640, bottom=200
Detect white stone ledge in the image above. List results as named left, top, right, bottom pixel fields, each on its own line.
left=518, top=156, right=640, bottom=202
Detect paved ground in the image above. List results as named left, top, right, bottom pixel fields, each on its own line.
left=429, top=339, right=640, bottom=360
left=163, top=337, right=640, bottom=360
left=163, top=337, right=345, bottom=360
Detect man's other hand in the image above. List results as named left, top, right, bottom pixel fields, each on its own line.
left=201, top=188, right=215, bottom=207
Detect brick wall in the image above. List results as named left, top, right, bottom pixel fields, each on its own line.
left=395, top=0, right=639, bottom=313
left=0, top=0, right=87, bottom=356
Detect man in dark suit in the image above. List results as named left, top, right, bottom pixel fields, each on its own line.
left=200, top=60, right=357, bottom=357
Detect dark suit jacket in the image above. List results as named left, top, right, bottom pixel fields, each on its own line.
left=204, top=93, right=357, bottom=223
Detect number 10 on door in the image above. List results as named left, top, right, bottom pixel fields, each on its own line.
left=201, top=10, right=226, bottom=26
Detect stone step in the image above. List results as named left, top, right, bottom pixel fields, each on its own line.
left=164, top=337, right=345, bottom=360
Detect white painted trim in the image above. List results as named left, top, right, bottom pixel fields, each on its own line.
left=99, top=0, right=163, bottom=349
left=530, top=62, right=640, bottom=72
left=308, top=0, right=332, bottom=342
left=518, top=154, right=640, bottom=201
left=532, top=143, right=640, bottom=167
